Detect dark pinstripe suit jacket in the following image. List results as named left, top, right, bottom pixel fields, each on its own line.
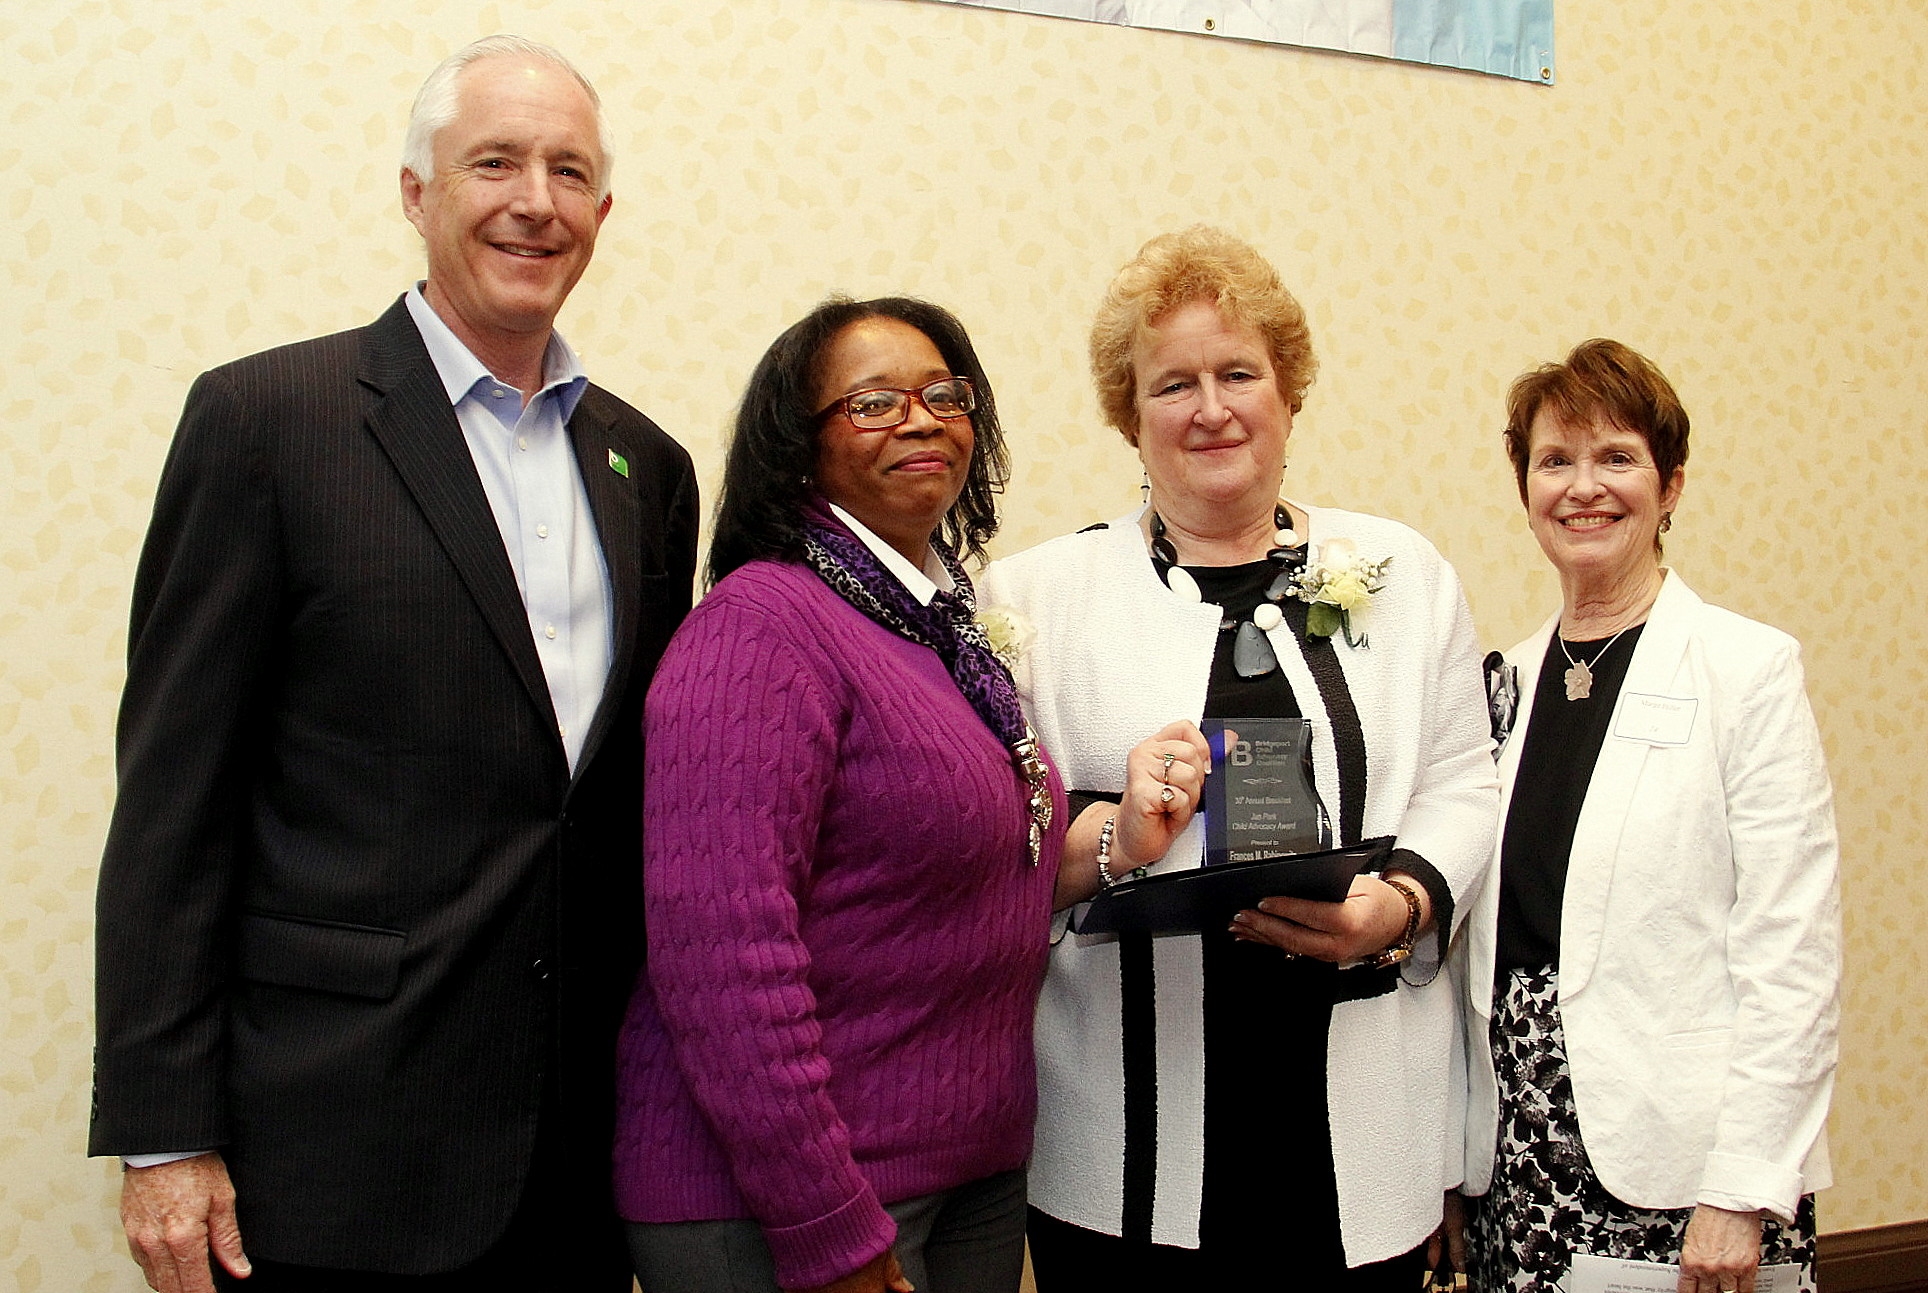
left=90, top=297, right=698, bottom=1272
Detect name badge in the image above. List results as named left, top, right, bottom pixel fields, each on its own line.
left=1613, top=692, right=1698, bottom=746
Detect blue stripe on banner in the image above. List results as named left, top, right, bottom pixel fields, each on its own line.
left=1392, top=0, right=1555, bottom=83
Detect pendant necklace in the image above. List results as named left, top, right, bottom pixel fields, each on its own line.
left=1558, top=623, right=1634, bottom=701
left=1150, top=504, right=1305, bottom=678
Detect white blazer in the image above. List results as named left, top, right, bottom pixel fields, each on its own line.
left=1461, top=571, right=1840, bottom=1222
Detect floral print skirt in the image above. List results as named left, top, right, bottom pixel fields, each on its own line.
left=1466, top=966, right=1816, bottom=1293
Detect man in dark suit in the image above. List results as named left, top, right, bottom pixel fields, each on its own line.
left=89, top=36, right=696, bottom=1292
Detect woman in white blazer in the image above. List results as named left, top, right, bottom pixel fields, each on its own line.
left=1460, top=340, right=1840, bottom=1293
left=983, top=227, right=1498, bottom=1291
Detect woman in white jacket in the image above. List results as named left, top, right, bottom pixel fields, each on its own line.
left=982, top=227, right=1498, bottom=1290
left=1460, top=340, right=1840, bottom=1293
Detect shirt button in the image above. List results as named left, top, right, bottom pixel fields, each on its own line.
left=530, top=958, right=552, bottom=982
left=516, top=436, right=528, bottom=451
left=491, top=388, right=508, bottom=399
left=544, top=624, right=557, bottom=640
left=536, top=524, right=549, bottom=539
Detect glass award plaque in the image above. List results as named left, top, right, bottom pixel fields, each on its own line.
left=1200, top=718, right=1329, bottom=866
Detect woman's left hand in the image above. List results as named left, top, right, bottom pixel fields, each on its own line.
left=1677, top=1205, right=1762, bottom=1293
left=787, top=1248, right=914, bottom=1293
left=1229, top=873, right=1420, bottom=962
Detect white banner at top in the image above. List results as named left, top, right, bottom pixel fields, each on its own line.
left=931, top=0, right=1555, bottom=84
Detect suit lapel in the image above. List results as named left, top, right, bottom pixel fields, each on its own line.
left=567, top=391, right=642, bottom=778
left=1558, top=570, right=1696, bottom=998
left=357, top=299, right=559, bottom=738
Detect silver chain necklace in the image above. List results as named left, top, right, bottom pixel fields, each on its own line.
left=1558, top=623, right=1634, bottom=701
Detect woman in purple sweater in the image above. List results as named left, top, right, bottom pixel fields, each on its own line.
left=614, top=298, right=1069, bottom=1293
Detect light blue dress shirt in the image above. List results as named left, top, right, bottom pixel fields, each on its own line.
left=405, top=286, right=614, bottom=774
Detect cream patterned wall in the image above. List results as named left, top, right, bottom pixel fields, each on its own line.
left=3, top=0, right=1922, bottom=1286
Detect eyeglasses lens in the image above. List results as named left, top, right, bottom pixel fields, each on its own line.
left=846, top=379, right=976, bottom=429
left=920, top=379, right=974, bottom=418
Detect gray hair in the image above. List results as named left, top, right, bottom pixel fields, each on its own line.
left=401, top=35, right=615, bottom=201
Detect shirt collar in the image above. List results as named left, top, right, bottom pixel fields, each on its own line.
left=405, top=283, right=588, bottom=423
left=828, top=504, right=954, bottom=607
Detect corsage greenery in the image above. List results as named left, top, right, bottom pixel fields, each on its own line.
left=1288, top=538, right=1392, bottom=647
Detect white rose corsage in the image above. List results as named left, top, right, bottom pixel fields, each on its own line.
left=975, top=605, right=1034, bottom=675
left=1288, top=538, right=1391, bottom=647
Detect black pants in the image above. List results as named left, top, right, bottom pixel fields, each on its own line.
left=213, top=1096, right=629, bottom=1293
left=1026, top=1206, right=1427, bottom=1292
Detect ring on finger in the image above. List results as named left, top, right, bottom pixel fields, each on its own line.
left=1159, top=784, right=1176, bottom=805
left=1160, top=751, right=1175, bottom=781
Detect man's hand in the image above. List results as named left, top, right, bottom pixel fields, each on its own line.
left=120, top=1153, right=250, bottom=1293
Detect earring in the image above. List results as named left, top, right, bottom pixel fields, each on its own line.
left=1659, top=512, right=1673, bottom=534
left=1140, top=469, right=1150, bottom=502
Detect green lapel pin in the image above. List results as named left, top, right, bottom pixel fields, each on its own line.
left=607, top=449, right=629, bottom=478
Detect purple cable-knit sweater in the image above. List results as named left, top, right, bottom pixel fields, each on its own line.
left=612, top=559, right=1065, bottom=1289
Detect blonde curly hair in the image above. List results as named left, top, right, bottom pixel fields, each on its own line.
left=1089, top=226, right=1316, bottom=446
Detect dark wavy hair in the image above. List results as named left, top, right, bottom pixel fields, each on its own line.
left=707, top=296, right=1009, bottom=587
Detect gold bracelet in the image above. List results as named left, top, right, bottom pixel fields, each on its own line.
left=1366, top=874, right=1424, bottom=969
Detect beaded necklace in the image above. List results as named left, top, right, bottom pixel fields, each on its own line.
left=1149, top=503, right=1307, bottom=679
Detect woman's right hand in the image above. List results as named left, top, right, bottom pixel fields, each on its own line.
left=1111, top=720, right=1213, bottom=871
left=789, top=1248, right=913, bottom=1293
left=1054, top=720, right=1212, bottom=910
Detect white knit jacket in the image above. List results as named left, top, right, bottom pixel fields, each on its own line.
left=980, top=503, right=1499, bottom=1265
